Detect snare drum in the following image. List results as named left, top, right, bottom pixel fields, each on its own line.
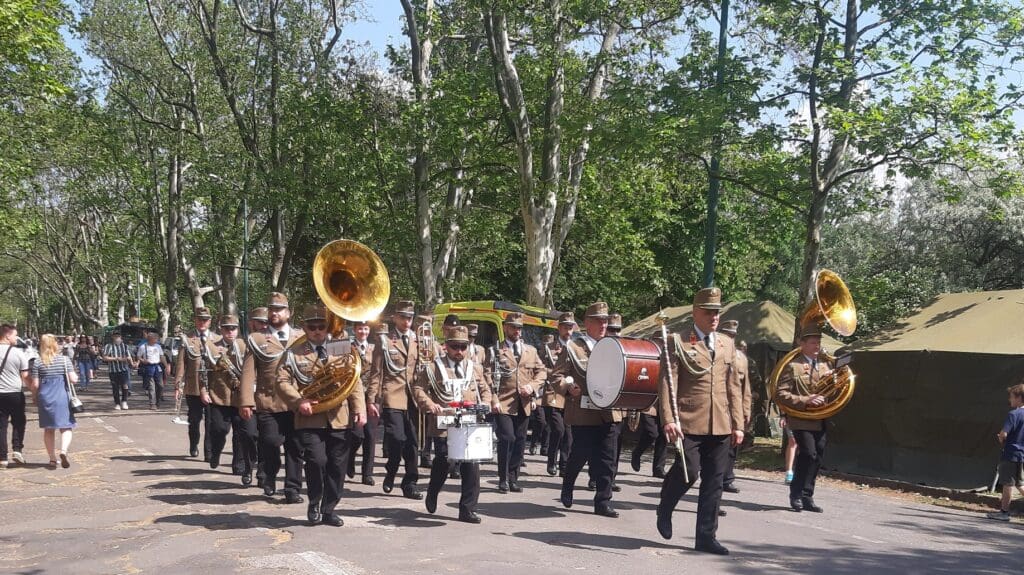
left=586, top=337, right=661, bottom=410
left=446, top=423, right=494, bottom=462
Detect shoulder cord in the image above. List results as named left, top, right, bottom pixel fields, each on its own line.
left=247, top=334, right=285, bottom=363
left=379, top=334, right=405, bottom=376
left=673, top=334, right=713, bottom=376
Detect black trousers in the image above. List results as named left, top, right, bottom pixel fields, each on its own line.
left=299, top=428, right=353, bottom=514
left=529, top=405, right=549, bottom=449
left=257, top=410, right=304, bottom=494
left=209, top=404, right=257, bottom=474
left=382, top=407, right=419, bottom=487
left=657, top=434, right=730, bottom=543
left=563, top=423, right=617, bottom=508
left=493, top=411, right=530, bottom=483
left=109, top=371, right=130, bottom=405
left=0, top=392, right=26, bottom=460
left=428, top=437, right=481, bottom=516
left=348, top=411, right=379, bottom=481
left=791, top=428, right=827, bottom=500
left=185, top=395, right=211, bottom=459
left=545, top=407, right=572, bottom=468
left=633, top=413, right=668, bottom=474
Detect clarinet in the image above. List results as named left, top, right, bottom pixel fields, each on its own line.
left=198, top=334, right=211, bottom=395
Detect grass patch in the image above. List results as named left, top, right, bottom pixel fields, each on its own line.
left=737, top=436, right=785, bottom=473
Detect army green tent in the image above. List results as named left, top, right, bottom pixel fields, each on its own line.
left=623, top=301, right=844, bottom=435
left=829, top=289, right=1024, bottom=489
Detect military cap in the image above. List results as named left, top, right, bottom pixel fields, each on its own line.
left=608, top=313, right=623, bottom=329
left=393, top=300, right=416, bottom=317
left=558, top=312, right=577, bottom=325
left=194, top=306, right=212, bottom=319
left=219, top=314, right=240, bottom=327
left=693, top=287, right=723, bottom=310
left=445, top=325, right=470, bottom=343
left=585, top=302, right=610, bottom=319
left=302, top=303, right=328, bottom=322
left=799, top=323, right=823, bottom=340
left=503, top=312, right=525, bottom=327
left=719, top=319, right=739, bottom=336
left=250, top=307, right=269, bottom=322
left=267, top=292, right=289, bottom=309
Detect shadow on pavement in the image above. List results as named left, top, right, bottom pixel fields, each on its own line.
left=506, top=530, right=678, bottom=552
left=149, top=492, right=260, bottom=506
left=154, top=512, right=296, bottom=531
left=350, top=506, right=447, bottom=528
left=146, top=479, right=244, bottom=491
left=476, top=501, right=567, bottom=520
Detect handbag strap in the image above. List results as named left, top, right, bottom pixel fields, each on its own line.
left=0, top=344, right=12, bottom=375
left=64, top=359, right=80, bottom=401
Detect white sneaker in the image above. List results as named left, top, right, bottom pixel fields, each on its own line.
left=987, top=511, right=1011, bottom=522
left=121, top=401, right=129, bottom=410
left=114, top=404, right=122, bottom=410
left=0, top=461, right=8, bottom=469
left=11, top=452, right=25, bottom=465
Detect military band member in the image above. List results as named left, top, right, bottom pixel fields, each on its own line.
left=544, top=313, right=576, bottom=476
left=491, top=313, right=546, bottom=493
left=413, top=325, right=493, bottom=523
left=608, top=312, right=625, bottom=493
left=465, top=323, right=488, bottom=368
left=203, top=314, right=257, bottom=485
left=550, top=302, right=622, bottom=518
left=239, top=292, right=305, bottom=504
left=174, top=306, right=219, bottom=460
left=630, top=405, right=668, bottom=478
left=718, top=320, right=750, bottom=494
left=346, top=319, right=377, bottom=485
left=277, top=303, right=366, bottom=527
left=656, top=287, right=744, bottom=556
left=774, top=323, right=831, bottom=514
left=248, top=307, right=269, bottom=335
left=367, top=300, right=423, bottom=500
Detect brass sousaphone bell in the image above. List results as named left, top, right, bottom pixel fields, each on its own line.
left=768, top=269, right=857, bottom=420
left=286, top=239, right=390, bottom=414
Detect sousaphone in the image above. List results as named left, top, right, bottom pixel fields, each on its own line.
left=768, top=269, right=857, bottom=420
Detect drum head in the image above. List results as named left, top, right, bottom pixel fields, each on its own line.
left=587, top=338, right=626, bottom=409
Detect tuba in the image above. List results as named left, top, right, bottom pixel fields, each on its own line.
left=284, top=239, right=390, bottom=414
left=768, top=269, right=857, bottom=420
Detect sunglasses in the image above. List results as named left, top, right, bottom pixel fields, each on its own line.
left=221, top=326, right=239, bottom=330
left=447, top=343, right=468, bottom=351
left=306, top=323, right=328, bottom=331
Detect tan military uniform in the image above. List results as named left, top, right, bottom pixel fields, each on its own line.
left=239, top=328, right=303, bottom=413
left=735, top=348, right=752, bottom=426
left=658, top=327, right=743, bottom=436
left=279, top=340, right=366, bottom=430
left=551, top=337, right=622, bottom=426
left=540, top=341, right=564, bottom=409
left=412, top=359, right=492, bottom=437
left=207, top=338, right=248, bottom=407
left=366, top=330, right=419, bottom=411
left=493, top=342, right=546, bottom=417
left=774, top=354, right=831, bottom=432
left=175, top=330, right=221, bottom=396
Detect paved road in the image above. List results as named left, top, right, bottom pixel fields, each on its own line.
left=2, top=377, right=1017, bottom=574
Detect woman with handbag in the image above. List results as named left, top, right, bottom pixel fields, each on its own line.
left=30, top=334, right=79, bottom=469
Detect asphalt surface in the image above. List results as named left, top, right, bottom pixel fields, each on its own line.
left=2, top=373, right=1018, bottom=575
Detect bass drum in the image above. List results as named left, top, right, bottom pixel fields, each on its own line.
left=586, top=337, right=661, bottom=410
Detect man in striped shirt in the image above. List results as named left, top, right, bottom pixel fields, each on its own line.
left=103, top=332, right=136, bottom=410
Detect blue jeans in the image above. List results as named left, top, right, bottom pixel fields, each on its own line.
left=140, top=365, right=164, bottom=407
left=78, top=362, right=92, bottom=388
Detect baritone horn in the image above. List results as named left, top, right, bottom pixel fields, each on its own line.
left=768, top=269, right=857, bottom=421
left=285, top=239, right=390, bottom=414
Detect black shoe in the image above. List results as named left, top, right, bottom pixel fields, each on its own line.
left=321, top=513, right=344, bottom=527
left=560, top=485, right=573, bottom=509
left=718, top=508, right=727, bottom=516
left=595, top=505, right=619, bottom=518
left=529, top=444, right=537, bottom=455
left=653, top=468, right=666, bottom=479
left=611, top=483, right=621, bottom=493
left=540, top=447, right=548, bottom=456
left=307, top=504, right=322, bottom=525
left=425, top=490, right=438, bottom=514
left=790, top=497, right=803, bottom=512
left=459, top=511, right=482, bottom=524
left=402, top=485, right=423, bottom=500
left=546, top=463, right=557, bottom=476
left=723, top=483, right=740, bottom=494
left=362, top=476, right=375, bottom=486
left=257, top=477, right=265, bottom=489
left=209, top=454, right=220, bottom=469
left=189, top=447, right=199, bottom=458
left=587, top=479, right=596, bottom=491
left=419, top=455, right=432, bottom=469
left=284, top=491, right=305, bottom=504
left=450, top=469, right=461, bottom=480
left=382, top=474, right=395, bottom=494
left=509, top=482, right=523, bottom=493
left=241, top=471, right=253, bottom=486
left=695, top=538, right=729, bottom=556
left=346, top=467, right=355, bottom=480
left=631, top=450, right=642, bottom=472
left=263, top=482, right=277, bottom=498
left=656, top=511, right=672, bottom=540
left=497, top=481, right=509, bottom=494
left=801, top=497, right=823, bottom=513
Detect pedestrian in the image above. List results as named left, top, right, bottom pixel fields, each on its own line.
left=987, top=382, right=1024, bottom=521
left=781, top=415, right=797, bottom=484
left=102, top=332, right=136, bottom=410
left=29, top=334, right=78, bottom=469
left=137, top=331, right=169, bottom=410
left=75, top=335, right=94, bottom=391
left=0, top=324, right=31, bottom=468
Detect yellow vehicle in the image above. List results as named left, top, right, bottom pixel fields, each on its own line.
left=432, top=301, right=562, bottom=349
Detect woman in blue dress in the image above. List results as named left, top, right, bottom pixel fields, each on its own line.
left=30, top=334, right=79, bottom=469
